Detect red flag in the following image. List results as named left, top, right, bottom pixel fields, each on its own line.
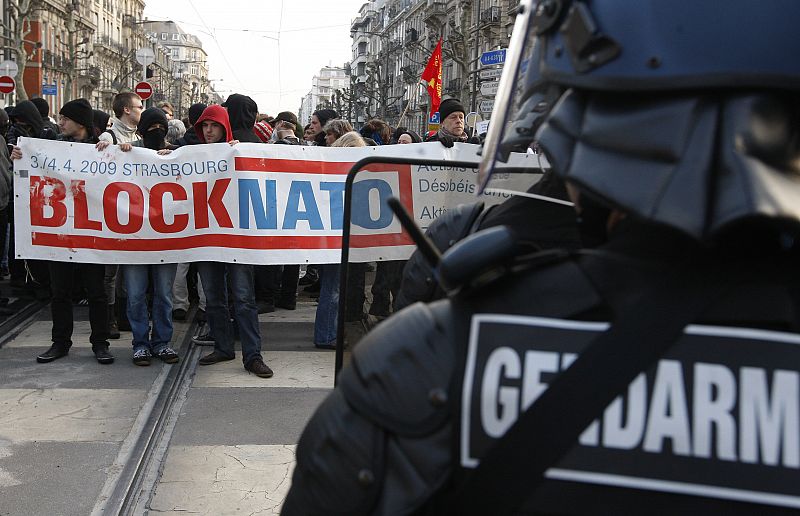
left=420, top=38, right=443, bottom=118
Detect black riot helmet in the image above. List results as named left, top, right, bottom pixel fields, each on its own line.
left=481, top=0, right=800, bottom=241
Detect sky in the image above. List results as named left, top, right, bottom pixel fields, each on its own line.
left=143, top=0, right=367, bottom=116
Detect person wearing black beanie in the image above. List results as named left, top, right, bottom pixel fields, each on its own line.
left=11, top=98, right=113, bottom=364
left=425, top=97, right=479, bottom=146
left=310, top=108, right=338, bottom=146
left=58, top=98, right=95, bottom=140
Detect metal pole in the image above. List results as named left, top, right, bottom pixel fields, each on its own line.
left=471, top=0, right=481, bottom=113
left=383, top=38, right=389, bottom=120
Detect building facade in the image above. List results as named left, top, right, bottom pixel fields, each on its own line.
left=348, top=0, right=516, bottom=134
left=1, top=1, right=216, bottom=117
left=142, top=20, right=210, bottom=117
left=298, top=65, right=350, bottom=125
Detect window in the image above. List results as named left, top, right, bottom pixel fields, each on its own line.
left=172, top=33, right=180, bottom=40
left=161, top=32, right=167, bottom=40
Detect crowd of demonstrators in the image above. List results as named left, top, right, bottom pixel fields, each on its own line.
left=1, top=91, right=478, bottom=372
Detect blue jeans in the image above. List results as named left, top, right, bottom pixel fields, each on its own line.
left=123, top=263, right=178, bottom=353
left=197, top=262, right=262, bottom=365
left=314, top=264, right=340, bottom=346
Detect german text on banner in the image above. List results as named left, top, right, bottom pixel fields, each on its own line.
left=14, top=138, right=541, bottom=265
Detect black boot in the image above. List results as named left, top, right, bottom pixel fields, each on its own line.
left=37, top=343, right=70, bottom=363
left=92, top=343, right=115, bottom=364
left=107, top=304, right=120, bottom=339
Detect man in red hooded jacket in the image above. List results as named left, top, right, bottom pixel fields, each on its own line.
left=192, top=105, right=274, bottom=378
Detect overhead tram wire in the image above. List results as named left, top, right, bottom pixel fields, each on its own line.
left=186, top=0, right=247, bottom=92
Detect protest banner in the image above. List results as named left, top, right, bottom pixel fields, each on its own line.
left=14, top=138, right=543, bottom=264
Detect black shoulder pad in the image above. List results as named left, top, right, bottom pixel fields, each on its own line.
left=395, top=202, right=485, bottom=310
left=339, top=301, right=455, bottom=437
left=282, top=388, right=384, bottom=516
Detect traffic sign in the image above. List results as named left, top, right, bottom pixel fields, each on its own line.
left=42, top=84, right=57, bottom=95
left=0, top=60, right=19, bottom=78
left=480, top=81, right=499, bottom=96
left=0, top=76, right=15, bottom=94
left=135, top=47, right=155, bottom=66
left=465, top=112, right=482, bottom=128
left=479, top=68, right=503, bottom=80
left=480, top=49, right=507, bottom=67
left=429, top=112, right=440, bottom=124
left=479, top=100, right=495, bottom=113
left=476, top=120, right=490, bottom=135
left=135, top=81, right=153, bottom=100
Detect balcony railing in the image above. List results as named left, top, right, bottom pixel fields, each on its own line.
left=446, top=78, right=461, bottom=92
left=480, top=6, right=502, bottom=24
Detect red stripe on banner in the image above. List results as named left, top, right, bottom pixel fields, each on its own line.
left=235, top=157, right=355, bottom=175
left=31, top=232, right=412, bottom=251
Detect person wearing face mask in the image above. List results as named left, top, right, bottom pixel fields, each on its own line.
left=103, top=107, right=181, bottom=366
left=6, top=101, right=58, bottom=290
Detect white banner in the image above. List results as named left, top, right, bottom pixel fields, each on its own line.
left=14, top=138, right=542, bottom=264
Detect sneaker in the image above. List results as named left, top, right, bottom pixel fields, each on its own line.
left=191, top=322, right=214, bottom=346
left=93, top=345, right=115, bottom=365
left=37, top=343, right=70, bottom=363
left=172, top=308, right=187, bottom=321
left=198, top=350, right=235, bottom=365
left=133, top=348, right=151, bottom=366
left=314, top=340, right=336, bottom=350
left=155, top=347, right=179, bottom=364
left=245, top=357, right=274, bottom=378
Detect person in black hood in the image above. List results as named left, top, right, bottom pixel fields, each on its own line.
left=131, top=106, right=170, bottom=151
left=6, top=100, right=57, bottom=291
left=92, top=109, right=110, bottom=140
left=172, top=102, right=206, bottom=147
left=113, top=106, right=181, bottom=366
left=223, top=93, right=260, bottom=143
left=7, top=100, right=56, bottom=146
left=31, top=97, right=60, bottom=135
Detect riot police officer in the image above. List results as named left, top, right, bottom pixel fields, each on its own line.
left=283, top=1, right=800, bottom=514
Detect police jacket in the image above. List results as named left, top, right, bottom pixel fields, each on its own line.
left=283, top=219, right=800, bottom=515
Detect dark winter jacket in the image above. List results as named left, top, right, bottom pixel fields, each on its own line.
left=173, top=128, right=202, bottom=147
left=6, top=101, right=57, bottom=146
left=224, top=93, right=260, bottom=143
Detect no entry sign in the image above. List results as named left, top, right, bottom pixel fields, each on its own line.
left=134, top=81, right=152, bottom=100
left=0, top=75, right=15, bottom=94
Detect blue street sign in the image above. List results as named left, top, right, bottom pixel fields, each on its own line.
left=42, top=84, right=57, bottom=95
left=480, top=49, right=507, bottom=67
left=429, top=112, right=440, bottom=124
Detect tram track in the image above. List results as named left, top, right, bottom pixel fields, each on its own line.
left=91, top=312, right=203, bottom=516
